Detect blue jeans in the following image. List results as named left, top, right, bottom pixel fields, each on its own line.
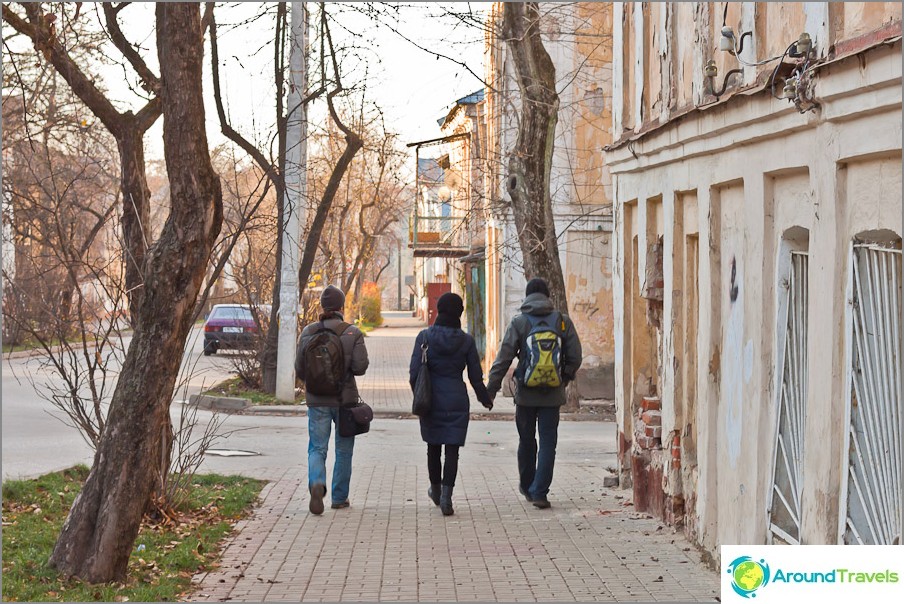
left=308, top=406, right=355, bottom=504
left=515, top=405, right=560, bottom=500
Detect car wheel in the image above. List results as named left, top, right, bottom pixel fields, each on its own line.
left=203, top=341, right=217, bottom=356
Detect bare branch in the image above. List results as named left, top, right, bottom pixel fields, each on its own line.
left=101, top=2, right=161, bottom=94
left=4, top=3, right=123, bottom=135
left=208, top=3, right=275, bottom=178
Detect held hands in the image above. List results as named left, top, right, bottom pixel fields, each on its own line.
left=482, top=400, right=494, bottom=411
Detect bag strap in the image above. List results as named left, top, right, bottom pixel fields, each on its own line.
left=525, top=312, right=561, bottom=333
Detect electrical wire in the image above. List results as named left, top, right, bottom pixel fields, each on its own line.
left=769, top=42, right=798, bottom=100
left=729, top=34, right=792, bottom=67
left=731, top=45, right=791, bottom=67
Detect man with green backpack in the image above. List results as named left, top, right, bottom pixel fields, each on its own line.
left=487, top=278, right=583, bottom=509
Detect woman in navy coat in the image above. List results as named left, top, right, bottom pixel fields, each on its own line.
left=410, top=292, right=493, bottom=515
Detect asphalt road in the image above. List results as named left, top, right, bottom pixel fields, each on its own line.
left=3, top=314, right=618, bottom=484
left=1, top=325, right=237, bottom=481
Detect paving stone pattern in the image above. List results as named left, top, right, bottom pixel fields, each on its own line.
left=190, top=315, right=719, bottom=602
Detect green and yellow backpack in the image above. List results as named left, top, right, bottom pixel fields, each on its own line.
left=520, top=313, right=565, bottom=388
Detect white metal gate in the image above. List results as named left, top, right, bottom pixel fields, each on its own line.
left=768, top=252, right=808, bottom=544
left=842, top=244, right=902, bottom=545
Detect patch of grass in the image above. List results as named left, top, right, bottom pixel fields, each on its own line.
left=2, top=337, right=65, bottom=354
left=1, top=466, right=264, bottom=602
left=203, top=376, right=304, bottom=405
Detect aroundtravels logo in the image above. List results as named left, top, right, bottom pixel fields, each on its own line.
left=722, top=546, right=904, bottom=601
left=726, top=556, right=771, bottom=598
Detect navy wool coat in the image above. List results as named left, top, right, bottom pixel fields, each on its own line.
left=409, top=325, right=491, bottom=446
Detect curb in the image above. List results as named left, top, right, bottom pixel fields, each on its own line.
left=238, top=406, right=614, bottom=422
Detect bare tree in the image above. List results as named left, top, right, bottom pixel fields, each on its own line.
left=208, top=1, right=363, bottom=393
left=41, top=3, right=223, bottom=582
left=3, top=3, right=161, bottom=324
left=500, top=3, right=569, bottom=312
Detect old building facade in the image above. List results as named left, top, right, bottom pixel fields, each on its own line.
left=606, top=2, right=902, bottom=556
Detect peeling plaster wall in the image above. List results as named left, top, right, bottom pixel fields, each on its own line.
left=615, top=1, right=902, bottom=139
left=606, top=37, right=902, bottom=559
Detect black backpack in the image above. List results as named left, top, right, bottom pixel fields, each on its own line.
left=302, top=321, right=350, bottom=396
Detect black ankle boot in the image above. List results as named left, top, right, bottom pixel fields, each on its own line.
left=428, top=484, right=441, bottom=506
left=440, top=485, right=454, bottom=516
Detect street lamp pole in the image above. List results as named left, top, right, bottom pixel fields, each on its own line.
left=276, top=2, right=307, bottom=402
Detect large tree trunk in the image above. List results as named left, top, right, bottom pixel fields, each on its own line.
left=117, top=119, right=154, bottom=322
left=502, top=3, right=579, bottom=411
left=49, top=3, right=222, bottom=582
left=259, top=179, right=285, bottom=394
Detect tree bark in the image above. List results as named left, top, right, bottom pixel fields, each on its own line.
left=501, top=3, right=579, bottom=411
left=48, top=3, right=222, bottom=582
left=117, top=117, right=155, bottom=319
left=259, top=2, right=288, bottom=394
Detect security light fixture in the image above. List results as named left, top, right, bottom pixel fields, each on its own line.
left=704, top=60, right=718, bottom=79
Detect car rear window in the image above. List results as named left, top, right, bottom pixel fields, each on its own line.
left=210, top=307, right=254, bottom=321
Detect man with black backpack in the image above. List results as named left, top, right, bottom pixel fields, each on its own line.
left=296, top=285, right=369, bottom=515
left=486, top=278, right=582, bottom=509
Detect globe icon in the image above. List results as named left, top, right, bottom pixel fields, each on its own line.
left=733, top=560, right=765, bottom=592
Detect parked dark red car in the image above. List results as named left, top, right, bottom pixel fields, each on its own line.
left=203, top=304, right=260, bottom=355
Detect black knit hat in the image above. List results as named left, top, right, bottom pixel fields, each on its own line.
left=525, top=278, right=550, bottom=297
left=436, top=292, right=464, bottom=318
left=320, top=285, right=346, bottom=312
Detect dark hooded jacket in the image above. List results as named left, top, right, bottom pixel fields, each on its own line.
left=486, top=292, right=582, bottom=407
left=409, top=324, right=491, bottom=446
left=295, top=312, right=369, bottom=407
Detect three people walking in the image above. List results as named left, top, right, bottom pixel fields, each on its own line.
left=409, top=293, right=493, bottom=515
left=297, top=278, right=582, bottom=516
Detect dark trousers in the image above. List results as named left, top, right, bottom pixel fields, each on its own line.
left=427, top=444, right=460, bottom=487
left=515, top=405, right=560, bottom=499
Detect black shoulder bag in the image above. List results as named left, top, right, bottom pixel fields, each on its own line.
left=338, top=398, right=373, bottom=437
left=412, top=340, right=432, bottom=417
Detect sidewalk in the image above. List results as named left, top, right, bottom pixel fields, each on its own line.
left=188, top=315, right=719, bottom=602
left=190, top=423, right=719, bottom=602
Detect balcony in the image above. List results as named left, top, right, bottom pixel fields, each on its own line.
left=409, top=214, right=471, bottom=258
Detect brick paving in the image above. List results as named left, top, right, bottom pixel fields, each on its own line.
left=189, top=314, right=719, bottom=602
left=355, top=312, right=516, bottom=416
